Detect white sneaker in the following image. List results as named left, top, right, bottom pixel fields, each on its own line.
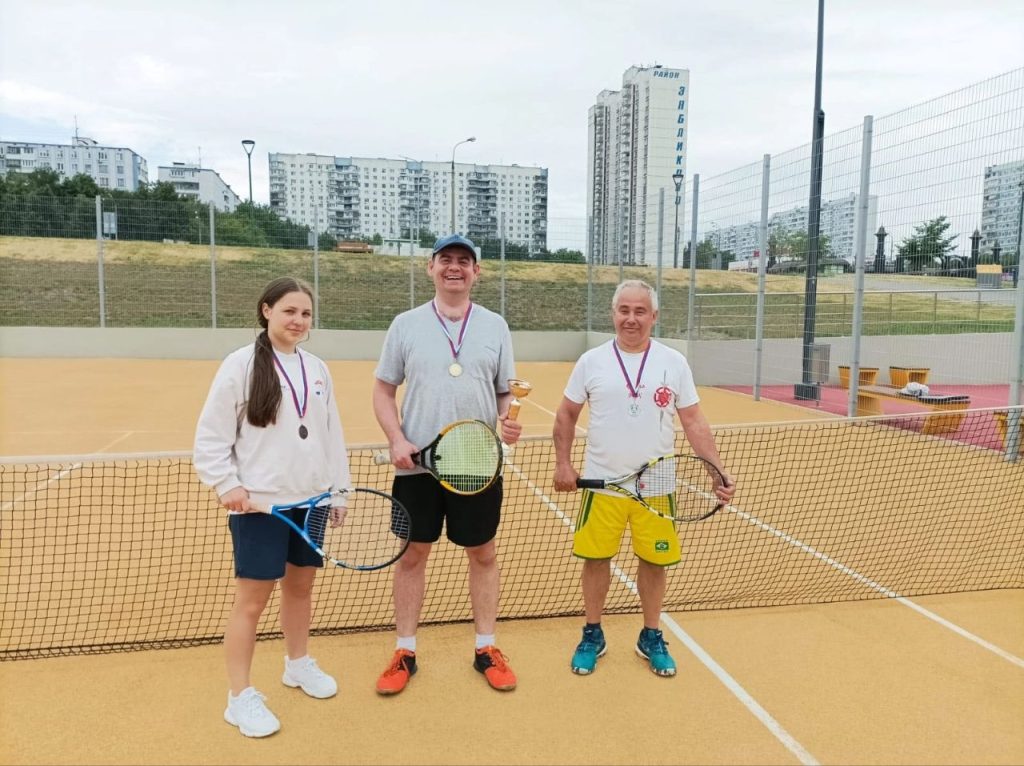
left=282, top=655, right=338, bottom=699
left=224, top=687, right=281, bottom=738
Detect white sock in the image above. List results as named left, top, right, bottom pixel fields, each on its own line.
left=396, top=636, right=416, bottom=652
left=229, top=686, right=254, bottom=701
left=286, top=654, right=309, bottom=666
left=475, top=633, right=495, bottom=650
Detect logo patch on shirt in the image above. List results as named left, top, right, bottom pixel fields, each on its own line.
left=653, top=385, right=673, bottom=408
left=654, top=540, right=670, bottom=552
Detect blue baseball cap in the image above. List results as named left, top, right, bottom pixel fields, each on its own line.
left=432, top=233, right=479, bottom=261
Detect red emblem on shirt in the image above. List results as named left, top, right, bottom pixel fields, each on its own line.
left=653, top=386, right=673, bottom=408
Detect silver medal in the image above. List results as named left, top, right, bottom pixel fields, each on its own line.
left=628, top=400, right=641, bottom=417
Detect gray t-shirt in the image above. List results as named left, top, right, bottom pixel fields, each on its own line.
left=375, top=300, right=516, bottom=475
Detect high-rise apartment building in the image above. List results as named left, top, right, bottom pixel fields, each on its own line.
left=587, top=65, right=689, bottom=266
left=0, top=137, right=148, bottom=190
left=981, top=159, right=1024, bottom=258
left=722, top=193, right=879, bottom=270
left=157, top=162, right=241, bottom=212
left=268, top=153, right=548, bottom=251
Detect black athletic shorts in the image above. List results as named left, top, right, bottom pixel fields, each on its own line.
left=228, top=506, right=323, bottom=579
left=391, top=473, right=503, bottom=547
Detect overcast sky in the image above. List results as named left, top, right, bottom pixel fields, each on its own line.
left=1, top=0, right=1022, bottom=218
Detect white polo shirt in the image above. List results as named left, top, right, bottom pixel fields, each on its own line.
left=565, top=339, right=699, bottom=481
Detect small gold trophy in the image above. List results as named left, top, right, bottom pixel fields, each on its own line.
left=507, top=379, right=533, bottom=421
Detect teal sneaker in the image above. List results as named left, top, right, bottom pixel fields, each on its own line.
left=571, top=625, right=607, bottom=675
left=635, top=628, right=676, bottom=677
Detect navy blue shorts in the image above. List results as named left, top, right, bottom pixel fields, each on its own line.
left=228, top=507, right=323, bottom=580
left=391, top=474, right=502, bottom=547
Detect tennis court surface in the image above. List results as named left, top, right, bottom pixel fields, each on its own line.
left=1, top=358, right=1022, bottom=765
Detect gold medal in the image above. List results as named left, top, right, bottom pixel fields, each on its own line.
left=448, top=362, right=463, bottom=377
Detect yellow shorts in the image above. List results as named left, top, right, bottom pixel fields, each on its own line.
left=572, top=490, right=680, bottom=566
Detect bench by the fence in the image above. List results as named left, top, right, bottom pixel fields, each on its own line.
left=854, top=384, right=970, bottom=435
left=888, top=366, right=930, bottom=387
left=837, top=365, right=879, bottom=388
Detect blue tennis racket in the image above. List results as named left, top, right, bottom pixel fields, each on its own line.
left=243, top=489, right=411, bottom=571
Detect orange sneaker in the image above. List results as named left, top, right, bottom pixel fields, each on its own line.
left=375, top=649, right=417, bottom=695
left=474, top=646, right=517, bottom=691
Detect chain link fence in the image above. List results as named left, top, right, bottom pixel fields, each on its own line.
left=1, top=70, right=1022, bottom=411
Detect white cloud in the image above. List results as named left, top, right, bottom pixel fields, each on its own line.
left=1, top=0, right=1021, bottom=218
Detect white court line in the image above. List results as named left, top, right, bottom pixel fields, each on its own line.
left=523, top=398, right=586, bottom=436
left=95, top=432, right=137, bottom=453
left=503, top=459, right=820, bottom=766
left=2, top=433, right=143, bottom=513
left=531, top=403, right=1024, bottom=669
left=721, top=499, right=1024, bottom=669
left=1, top=462, right=83, bottom=513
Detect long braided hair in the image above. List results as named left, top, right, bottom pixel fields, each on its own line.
left=247, top=277, right=314, bottom=427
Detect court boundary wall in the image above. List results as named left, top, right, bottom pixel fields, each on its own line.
left=0, top=328, right=1012, bottom=386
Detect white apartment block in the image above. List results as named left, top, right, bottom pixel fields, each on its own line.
left=268, top=153, right=548, bottom=251
left=157, top=162, right=241, bottom=212
left=981, top=159, right=1024, bottom=258
left=0, top=137, right=147, bottom=190
left=588, top=65, right=689, bottom=266
left=721, top=193, right=879, bottom=271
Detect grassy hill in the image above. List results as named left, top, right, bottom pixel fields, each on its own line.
left=0, top=236, right=1012, bottom=336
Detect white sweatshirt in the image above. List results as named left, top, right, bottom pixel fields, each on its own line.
left=193, top=343, right=351, bottom=509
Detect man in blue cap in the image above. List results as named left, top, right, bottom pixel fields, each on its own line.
left=371, top=233, right=523, bottom=695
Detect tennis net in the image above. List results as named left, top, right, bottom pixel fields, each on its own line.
left=2, top=408, right=1023, bottom=660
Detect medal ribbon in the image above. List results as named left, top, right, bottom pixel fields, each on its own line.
left=272, top=351, right=309, bottom=419
left=612, top=341, right=651, bottom=400
left=430, top=300, right=474, bottom=360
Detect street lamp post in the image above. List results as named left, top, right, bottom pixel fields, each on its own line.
left=241, top=139, right=255, bottom=203
left=671, top=170, right=684, bottom=269
left=450, top=136, right=476, bottom=233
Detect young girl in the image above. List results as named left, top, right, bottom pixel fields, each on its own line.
left=193, top=276, right=350, bottom=738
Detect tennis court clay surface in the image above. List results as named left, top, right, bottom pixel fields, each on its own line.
left=1, top=358, right=1022, bottom=765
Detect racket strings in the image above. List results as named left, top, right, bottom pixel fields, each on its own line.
left=306, top=491, right=411, bottom=569
left=638, top=457, right=722, bottom=521
left=434, top=422, right=502, bottom=494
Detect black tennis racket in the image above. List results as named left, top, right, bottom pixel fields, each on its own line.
left=243, top=489, right=411, bottom=571
left=576, top=454, right=729, bottom=523
left=374, top=419, right=504, bottom=496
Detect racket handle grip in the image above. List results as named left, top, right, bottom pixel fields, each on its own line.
left=575, top=479, right=606, bottom=489
left=373, top=451, right=422, bottom=466
left=507, top=400, right=521, bottom=421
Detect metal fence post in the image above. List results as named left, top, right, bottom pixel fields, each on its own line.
left=586, top=214, right=593, bottom=333
left=209, top=203, right=217, bottom=329
left=500, top=212, right=507, bottom=320
left=655, top=188, right=665, bottom=338
left=687, top=174, right=700, bottom=342
left=1008, top=183, right=1024, bottom=460
left=411, top=205, right=418, bottom=310
left=95, top=195, right=106, bottom=328
left=754, top=155, right=771, bottom=399
left=313, top=206, right=321, bottom=329
left=847, top=115, right=874, bottom=418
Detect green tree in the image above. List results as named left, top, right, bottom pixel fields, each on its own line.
left=474, top=237, right=530, bottom=260
left=897, top=216, right=958, bottom=271
left=694, top=237, right=734, bottom=269
left=533, top=247, right=584, bottom=263
left=769, top=228, right=832, bottom=262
